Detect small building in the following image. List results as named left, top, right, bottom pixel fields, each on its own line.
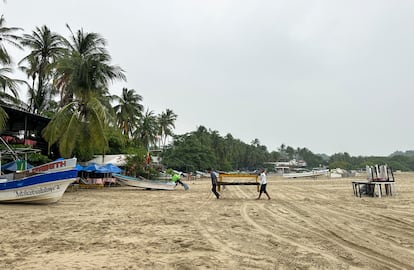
left=1, top=104, right=51, bottom=156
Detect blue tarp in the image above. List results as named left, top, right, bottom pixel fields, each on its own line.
left=95, top=166, right=110, bottom=173
left=103, top=163, right=122, bottom=173
left=81, top=163, right=122, bottom=173
left=82, top=163, right=102, bottom=172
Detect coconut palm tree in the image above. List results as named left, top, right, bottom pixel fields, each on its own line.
left=19, top=25, right=65, bottom=114
left=20, top=54, right=57, bottom=114
left=55, top=25, right=125, bottom=105
left=0, top=15, right=22, bottom=65
left=0, top=66, right=21, bottom=99
left=251, top=138, right=260, bottom=147
left=0, top=66, right=26, bottom=130
left=42, top=91, right=109, bottom=158
left=0, top=14, right=22, bottom=129
left=113, top=87, right=144, bottom=138
left=134, top=109, right=159, bottom=150
left=19, top=54, right=38, bottom=97
left=158, top=108, right=177, bottom=149
left=42, top=27, right=126, bottom=158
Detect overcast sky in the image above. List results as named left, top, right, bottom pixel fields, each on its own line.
left=2, top=0, right=414, bottom=156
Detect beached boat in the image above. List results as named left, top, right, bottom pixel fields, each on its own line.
left=282, top=169, right=329, bottom=178
left=113, top=173, right=176, bottom=190
left=0, top=158, right=78, bottom=203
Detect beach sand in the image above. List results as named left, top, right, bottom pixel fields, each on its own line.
left=0, top=173, right=413, bottom=270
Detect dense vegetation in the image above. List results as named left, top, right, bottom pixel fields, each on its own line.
left=162, top=126, right=325, bottom=172
left=1, top=14, right=414, bottom=173
left=161, top=127, right=414, bottom=172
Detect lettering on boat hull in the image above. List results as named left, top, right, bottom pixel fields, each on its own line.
left=15, top=184, right=61, bottom=197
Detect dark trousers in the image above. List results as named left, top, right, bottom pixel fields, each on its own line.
left=176, top=180, right=184, bottom=186
left=259, top=183, right=267, bottom=194
left=212, top=184, right=220, bottom=198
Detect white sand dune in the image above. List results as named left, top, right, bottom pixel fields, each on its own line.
left=0, top=173, right=413, bottom=269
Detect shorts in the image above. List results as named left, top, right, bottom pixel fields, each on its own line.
left=260, top=183, right=267, bottom=192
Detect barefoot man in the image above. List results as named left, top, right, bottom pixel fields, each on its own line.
left=257, top=168, right=271, bottom=200
left=207, top=168, right=220, bottom=199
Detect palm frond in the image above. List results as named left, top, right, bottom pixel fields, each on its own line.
left=58, top=110, right=81, bottom=157
left=42, top=102, right=77, bottom=153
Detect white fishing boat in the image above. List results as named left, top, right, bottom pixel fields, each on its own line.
left=0, top=158, right=78, bottom=203
left=113, top=173, right=176, bottom=190
left=283, top=169, right=329, bottom=178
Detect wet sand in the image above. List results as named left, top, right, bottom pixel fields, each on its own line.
left=0, top=173, right=413, bottom=270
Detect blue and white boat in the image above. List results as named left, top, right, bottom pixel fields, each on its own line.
left=0, top=158, right=78, bottom=204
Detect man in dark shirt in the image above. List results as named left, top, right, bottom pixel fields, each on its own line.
left=207, top=168, right=220, bottom=199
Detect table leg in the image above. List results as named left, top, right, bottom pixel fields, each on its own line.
left=390, top=183, right=395, bottom=196
left=377, top=183, right=382, bottom=198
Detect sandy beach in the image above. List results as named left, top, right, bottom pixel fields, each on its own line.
left=0, top=173, right=413, bottom=270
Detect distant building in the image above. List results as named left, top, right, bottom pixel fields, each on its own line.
left=265, top=159, right=307, bottom=168
left=85, top=154, right=161, bottom=167
left=264, top=159, right=308, bottom=174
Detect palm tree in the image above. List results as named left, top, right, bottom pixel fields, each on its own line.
left=134, top=109, right=159, bottom=150
left=19, top=25, right=65, bottom=113
left=113, top=88, right=143, bottom=137
left=20, top=55, right=58, bottom=115
left=0, top=66, right=21, bottom=99
left=42, top=91, right=109, bottom=158
left=19, top=54, right=38, bottom=97
left=0, top=14, right=22, bottom=129
left=55, top=25, right=125, bottom=105
left=0, top=66, right=26, bottom=130
left=42, top=27, right=126, bottom=158
left=158, top=108, right=177, bottom=149
left=251, top=138, right=260, bottom=147
left=0, top=15, right=22, bottom=65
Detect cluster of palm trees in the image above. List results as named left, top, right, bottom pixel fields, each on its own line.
left=0, top=15, right=177, bottom=159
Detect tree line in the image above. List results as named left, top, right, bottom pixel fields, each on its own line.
left=162, top=127, right=414, bottom=172
left=162, top=126, right=325, bottom=172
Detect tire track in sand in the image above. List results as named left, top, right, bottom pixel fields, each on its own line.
left=271, top=189, right=414, bottom=270
left=264, top=203, right=413, bottom=270
left=240, top=203, right=349, bottom=267
left=192, top=186, right=268, bottom=262
left=308, top=203, right=414, bottom=255
left=285, top=184, right=414, bottom=235
left=235, top=186, right=347, bottom=267
left=282, top=184, right=414, bottom=252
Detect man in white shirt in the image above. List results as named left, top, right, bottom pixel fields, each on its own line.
left=257, top=168, right=271, bottom=200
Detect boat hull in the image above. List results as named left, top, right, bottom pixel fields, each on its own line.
left=283, top=169, right=329, bottom=178
left=0, top=170, right=78, bottom=204
left=113, top=174, right=176, bottom=190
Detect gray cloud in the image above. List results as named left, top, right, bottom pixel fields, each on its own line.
left=3, top=0, right=414, bottom=155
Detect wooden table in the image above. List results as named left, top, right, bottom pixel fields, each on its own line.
left=352, top=181, right=396, bottom=198
left=370, top=181, right=396, bottom=198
